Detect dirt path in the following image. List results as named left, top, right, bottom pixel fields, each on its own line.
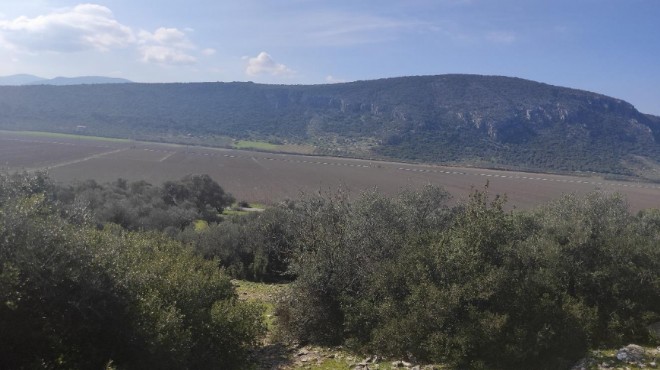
left=41, top=148, right=128, bottom=170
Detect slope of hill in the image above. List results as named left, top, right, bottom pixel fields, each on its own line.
left=0, top=74, right=658, bottom=175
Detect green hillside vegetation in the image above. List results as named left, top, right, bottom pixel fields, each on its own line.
left=1, top=171, right=658, bottom=369
left=1, top=75, right=660, bottom=176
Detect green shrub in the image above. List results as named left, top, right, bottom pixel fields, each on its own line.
left=277, top=188, right=660, bottom=369
left=0, top=172, right=264, bottom=369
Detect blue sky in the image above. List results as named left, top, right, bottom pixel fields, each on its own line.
left=1, top=0, right=658, bottom=114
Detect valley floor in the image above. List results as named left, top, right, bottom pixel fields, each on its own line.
left=2, top=130, right=660, bottom=211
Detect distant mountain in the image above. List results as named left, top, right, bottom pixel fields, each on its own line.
left=0, top=74, right=658, bottom=176
left=0, top=74, right=132, bottom=86
left=27, top=76, right=133, bottom=85
left=0, top=74, right=47, bottom=85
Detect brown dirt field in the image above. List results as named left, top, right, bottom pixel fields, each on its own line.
left=2, top=131, right=660, bottom=212
left=0, top=137, right=117, bottom=169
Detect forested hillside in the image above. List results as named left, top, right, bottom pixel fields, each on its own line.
left=1, top=75, right=659, bottom=175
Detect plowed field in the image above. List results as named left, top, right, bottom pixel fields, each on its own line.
left=3, top=131, right=659, bottom=211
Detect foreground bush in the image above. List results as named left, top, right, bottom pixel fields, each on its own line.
left=278, top=188, right=660, bottom=369
left=0, top=172, right=264, bottom=369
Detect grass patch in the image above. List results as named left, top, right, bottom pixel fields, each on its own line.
left=232, top=140, right=315, bottom=154
left=8, top=130, right=131, bottom=143
left=233, top=140, right=283, bottom=151
left=246, top=202, right=268, bottom=209
left=223, top=203, right=267, bottom=216
left=233, top=280, right=287, bottom=333
left=193, top=219, right=208, bottom=231
left=223, top=209, right=251, bottom=216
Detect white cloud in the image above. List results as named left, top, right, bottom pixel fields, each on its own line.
left=245, top=52, right=294, bottom=76
left=486, top=31, right=516, bottom=44
left=0, top=4, right=212, bottom=66
left=137, top=27, right=197, bottom=65
left=140, top=45, right=196, bottom=65
left=138, top=27, right=193, bottom=49
left=0, top=4, right=134, bottom=52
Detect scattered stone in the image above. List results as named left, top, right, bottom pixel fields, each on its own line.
left=411, top=366, right=421, bottom=370
left=392, top=360, right=413, bottom=367
left=616, top=344, right=645, bottom=363
left=297, top=349, right=308, bottom=356
left=649, top=362, right=657, bottom=368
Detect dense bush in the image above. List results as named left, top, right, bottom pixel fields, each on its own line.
left=2, top=170, right=658, bottom=369
left=54, top=174, right=233, bottom=232
left=277, top=186, right=454, bottom=344
left=277, top=187, right=660, bottom=369
left=0, top=172, right=264, bottom=369
left=178, top=203, right=298, bottom=282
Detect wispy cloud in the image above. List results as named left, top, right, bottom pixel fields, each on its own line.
left=303, top=12, right=429, bottom=46
left=201, top=48, right=216, bottom=56
left=244, top=52, right=294, bottom=77
left=486, top=30, right=517, bottom=44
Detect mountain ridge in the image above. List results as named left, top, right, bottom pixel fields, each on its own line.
left=0, top=74, right=133, bottom=86
left=0, top=74, right=47, bottom=85
left=0, top=74, right=658, bottom=176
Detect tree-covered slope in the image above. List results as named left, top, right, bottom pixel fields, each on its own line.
left=1, top=74, right=658, bottom=174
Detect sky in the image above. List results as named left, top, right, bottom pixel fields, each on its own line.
left=0, top=0, right=658, bottom=115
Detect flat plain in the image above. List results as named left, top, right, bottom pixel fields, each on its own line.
left=3, top=130, right=660, bottom=211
